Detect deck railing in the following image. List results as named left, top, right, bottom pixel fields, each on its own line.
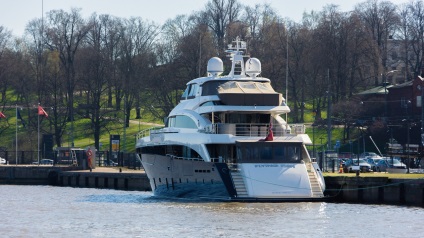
left=206, top=123, right=305, bottom=137
left=135, top=123, right=306, bottom=141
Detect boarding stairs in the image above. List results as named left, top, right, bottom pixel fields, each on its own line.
left=230, top=170, right=248, bottom=197
left=71, top=150, right=78, bottom=166
left=307, top=163, right=324, bottom=198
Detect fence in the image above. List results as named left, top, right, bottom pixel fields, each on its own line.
left=0, top=150, right=142, bottom=170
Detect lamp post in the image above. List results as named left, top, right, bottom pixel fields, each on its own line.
left=383, top=70, right=399, bottom=119
left=402, top=119, right=411, bottom=173
left=320, top=137, right=324, bottom=170
left=418, top=84, right=424, bottom=147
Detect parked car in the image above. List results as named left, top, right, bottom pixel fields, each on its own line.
left=366, top=157, right=384, bottom=171
left=41, top=159, right=54, bottom=165
left=359, top=152, right=380, bottom=158
left=105, top=160, right=118, bottom=166
left=376, top=158, right=406, bottom=172
left=0, top=157, right=6, bottom=164
left=344, top=158, right=372, bottom=173
left=33, top=159, right=54, bottom=165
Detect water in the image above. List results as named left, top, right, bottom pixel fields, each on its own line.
left=0, top=185, right=423, bottom=238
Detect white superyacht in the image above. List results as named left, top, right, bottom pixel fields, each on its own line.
left=136, top=38, right=325, bottom=201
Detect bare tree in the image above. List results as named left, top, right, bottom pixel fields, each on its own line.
left=401, top=1, right=424, bottom=77
left=74, top=14, right=122, bottom=150
left=355, top=0, right=400, bottom=85
left=117, top=17, right=159, bottom=127
left=201, top=0, right=241, bottom=53
left=44, top=8, right=91, bottom=146
left=0, top=26, right=12, bottom=105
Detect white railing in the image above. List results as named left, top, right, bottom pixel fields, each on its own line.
left=135, top=123, right=307, bottom=141
left=135, top=126, right=164, bottom=140
left=206, top=123, right=305, bottom=136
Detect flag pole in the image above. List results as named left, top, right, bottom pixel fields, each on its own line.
left=38, top=104, right=40, bottom=165
left=15, top=105, right=18, bottom=165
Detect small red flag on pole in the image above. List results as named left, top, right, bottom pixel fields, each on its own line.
left=0, top=111, right=6, bottom=118
left=38, top=105, right=48, bottom=118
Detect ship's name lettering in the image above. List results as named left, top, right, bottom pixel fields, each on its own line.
left=255, top=164, right=279, bottom=168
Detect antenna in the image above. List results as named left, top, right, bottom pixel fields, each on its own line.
left=226, top=37, right=248, bottom=77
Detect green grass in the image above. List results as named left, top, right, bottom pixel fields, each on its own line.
left=0, top=107, right=163, bottom=153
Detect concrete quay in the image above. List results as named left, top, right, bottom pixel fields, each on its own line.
left=59, top=167, right=151, bottom=191
left=324, top=175, right=424, bottom=207
left=2, top=165, right=424, bottom=207
left=0, top=165, right=151, bottom=191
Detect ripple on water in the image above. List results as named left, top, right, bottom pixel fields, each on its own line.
left=0, top=185, right=423, bottom=238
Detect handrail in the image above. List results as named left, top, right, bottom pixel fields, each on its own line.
left=135, top=126, right=164, bottom=140
left=135, top=123, right=307, bottom=140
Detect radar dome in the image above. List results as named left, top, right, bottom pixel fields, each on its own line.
left=207, top=57, right=223, bottom=77
left=245, top=58, right=261, bottom=78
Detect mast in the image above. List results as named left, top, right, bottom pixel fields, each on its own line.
left=226, top=37, right=247, bottom=77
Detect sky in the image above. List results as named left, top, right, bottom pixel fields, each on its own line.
left=0, top=0, right=409, bottom=37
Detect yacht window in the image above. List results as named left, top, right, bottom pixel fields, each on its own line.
left=236, top=142, right=302, bottom=163
left=286, top=146, right=300, bottom=162
left=181, top=85, right=190, bottom=100
left=174, top=115, right=197, bottom=128
left=274, top=146, right=285, bottom=160
left=200, top=101, right=222, bottom=107
left=260, top=146, right=272, bottom=160
left=167, top=117, right=176, bottom=127
left=202, top=80, right=230, bottom=96
left=188, top=84, right=199, bottom=99
left=142, top=145, right=202, bottom=160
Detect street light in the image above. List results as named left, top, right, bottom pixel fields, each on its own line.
left=319, top=137, right=324, bottom=170
left=383, top=70, right=399, bottom=119
left=402, top=118, right=411, bottom=173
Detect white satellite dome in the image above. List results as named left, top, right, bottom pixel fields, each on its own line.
left=245, top=58, right=261, bottom=78
left=207, top=57, right=223, bottom=77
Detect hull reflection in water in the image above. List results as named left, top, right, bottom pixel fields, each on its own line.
left=0, top=186, right=423, bottom=238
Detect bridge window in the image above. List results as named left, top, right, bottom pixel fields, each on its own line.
left=167, top=115, right=197, bottom=129
left=236, top=142, right=302, bottom=163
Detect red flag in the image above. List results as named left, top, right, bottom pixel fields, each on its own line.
left=264, top=118, right=274, bottom=141
left=0, top=111, right=6, bottom=118
left=38, top=105, right=48, bottom=118
left=264, top=128, right=274, bottom=141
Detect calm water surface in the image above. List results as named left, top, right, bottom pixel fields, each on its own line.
left=0, top=185, right=423, bottom=238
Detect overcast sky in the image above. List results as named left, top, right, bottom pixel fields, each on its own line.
left=0, top=0, right=409, bottom=37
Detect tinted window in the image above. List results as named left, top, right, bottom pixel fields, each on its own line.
left=236, top=142, right=302, bottom=163
left=174, top=115, right=197, bottom=128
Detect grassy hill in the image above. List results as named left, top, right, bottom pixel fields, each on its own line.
left=0, top=108, right=163, bottom=153
left=0, top=102, right=366, bottom=155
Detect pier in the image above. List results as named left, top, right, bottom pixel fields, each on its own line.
left=0, top=165, right=150, bottom=191
left=1, top=165, right=424, bottom=207
left=325, top=175, right=424, bottom=207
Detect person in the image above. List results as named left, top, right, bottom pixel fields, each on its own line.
left=86, top=149, right=93, bottom=172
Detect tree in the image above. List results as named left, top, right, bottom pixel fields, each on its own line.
left=201, top=0, right=241, bottom=54
left=117, top=17, right=159, bottom=127
left=401, top=1, right=424, bottom=77
left=355, top=0, right=400, bottom=85
left=76, top=14, right=121, bottom=150
left=44, top=8, right=91, bottom=147
left=0, top=27, right=13, bottom=104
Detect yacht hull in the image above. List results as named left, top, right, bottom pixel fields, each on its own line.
left=141, top=154, right=325, bottom=201
left=141, top=154, right=230, bottom=199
